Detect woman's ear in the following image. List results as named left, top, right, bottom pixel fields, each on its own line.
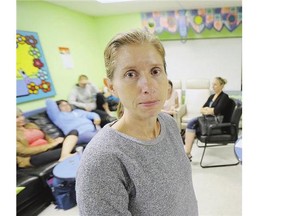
left=103, top=78, right=118, bottom=97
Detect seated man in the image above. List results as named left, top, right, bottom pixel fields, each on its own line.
left=46, top=99, right=101, bottom=145
left=68, top=74, right=116, bottom=127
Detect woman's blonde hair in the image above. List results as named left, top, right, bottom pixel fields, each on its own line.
left=215, top=77, right=227, bottom=86
left=104, top=29, right=166, bottom=80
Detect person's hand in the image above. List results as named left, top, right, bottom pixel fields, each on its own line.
left=49, top=137, right=64, bottom=149
left=85, top=107, right=93, bottom=112
left=94, top=119, right=101, bottom=125
left=201, top=107, right=209, bottom=115
left=53, top=137, right=64, bottom=145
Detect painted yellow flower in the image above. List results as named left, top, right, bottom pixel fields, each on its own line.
left=27, top=82, right=39, bottom=94
left=16, top=34, right=26, bottom=44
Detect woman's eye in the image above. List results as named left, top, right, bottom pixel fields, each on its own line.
left=151, top=68, right=161, bottom=75
left=125, top=71, right=137, bottom=78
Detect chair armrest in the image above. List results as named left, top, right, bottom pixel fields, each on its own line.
left=207, top=122, right=238, bottom=136
left=173, top=104, right=186, bottom=131
left=175, top=104, right=186, bottom=117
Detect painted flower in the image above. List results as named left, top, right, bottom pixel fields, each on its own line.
left=37, top=69, right=48, bottom=80
left=188, top=9, right=205, bottom=33
left=25, top=35, right=38, bottom=48
left=16, top=34, right=26, bottom=44
left=205, top=8, right=214, bottom=29
left=213, top=13, right=223, bottom=32
left=39, top=80, right=51, bottom=93
left=27, top=83, right=40, bottom=94
left=33, top=59, right=44, bottom=69
left=29, top=47, right=41, bottom=59
left=222, top=7, right=240, bottom=32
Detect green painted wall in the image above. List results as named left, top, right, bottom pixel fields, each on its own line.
left=17, top=0, right=240, bottom=112
left=17, top=0, right=141, bottom=112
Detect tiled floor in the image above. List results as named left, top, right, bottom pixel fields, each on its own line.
left=39, top=140, right=242, bottom=216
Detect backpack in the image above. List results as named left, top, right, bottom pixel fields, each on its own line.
left=49, top=177, right=77, bottom=210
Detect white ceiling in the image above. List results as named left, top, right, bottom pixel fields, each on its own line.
left=44, top=0, right=242, bottom=17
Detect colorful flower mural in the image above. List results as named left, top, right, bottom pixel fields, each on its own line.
left=142, top=7, right=242, bottom=39
left=16, top=30, right=56, bottom=104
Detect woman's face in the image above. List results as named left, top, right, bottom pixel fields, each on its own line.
left=108, top=44, right=168, bottom=120
left=58, top=101, right=72, bottom=112
left=16, top=112, right=26, bottom=127
left=212, top=78, right=223, bottom=94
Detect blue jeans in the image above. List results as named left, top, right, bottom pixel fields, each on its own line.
left=186, top=117, right=199, bottom=133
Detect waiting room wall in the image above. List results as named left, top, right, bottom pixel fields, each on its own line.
left=163, top=38, right=242, bottom=91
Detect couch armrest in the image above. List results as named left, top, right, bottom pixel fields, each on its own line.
left=173, top=104, right=186, bottom=131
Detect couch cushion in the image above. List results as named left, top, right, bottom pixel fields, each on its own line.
left=17, top=172, right=53, bottom=216
left=26, top=112, right=64, bottom=139
left=18, top=161, right=58, bottom=182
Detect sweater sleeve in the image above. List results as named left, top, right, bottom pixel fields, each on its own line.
left=202, top=94, right=213, bottom=107
left=86, top=110, right=100, bottom=121
left=89, top=83, right=98, bottom=95
left=45, top=99, right=60, bottom=122
left=76, top=151, right=132, bottom=216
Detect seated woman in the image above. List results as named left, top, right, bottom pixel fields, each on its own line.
left=46, top=99, right=101, bottom=144
left=184, top=77, right=230, bottom=161
left=16, top=108, right=78, bottom=168
left=161, top=80, right=179, bottom=116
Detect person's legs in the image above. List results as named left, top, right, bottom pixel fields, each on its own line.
left=96, top=93, right=108, bottom=112
left=94, top=109, right=110, bottom=127
left=30, top=148, right=62, bottom=166
left=59, top=130, right=78, bottom=161
left=184, top=117, right=199, bottom=159
left=78, top=131, right=98, bottom=145
left=184, top=131, right=196, bottom=158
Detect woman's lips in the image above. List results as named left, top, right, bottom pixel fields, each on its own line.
left=139, top=100, right=160, bottom=107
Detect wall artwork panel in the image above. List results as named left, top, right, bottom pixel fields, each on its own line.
left=16, top=30, right=56, bottom=104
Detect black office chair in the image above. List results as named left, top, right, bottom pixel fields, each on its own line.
left=196, top=98, right=242, bottom=168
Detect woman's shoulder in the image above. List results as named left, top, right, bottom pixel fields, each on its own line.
left=220, top=91, right=229, bottom=98
left=83, top=126, right=122, bottom=157
left=158, top=112, right=176, bottom=126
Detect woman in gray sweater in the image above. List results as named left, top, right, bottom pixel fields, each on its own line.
left=76, top=29, right=198, bottom=216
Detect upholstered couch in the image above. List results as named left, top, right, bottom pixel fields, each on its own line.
left=17, top=108, right=86, bottom=216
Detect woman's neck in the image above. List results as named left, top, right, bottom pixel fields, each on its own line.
left=112, top=114, right=160, bottom=140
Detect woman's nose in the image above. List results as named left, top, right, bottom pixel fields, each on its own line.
left=138, top=74, right=155, bottom=94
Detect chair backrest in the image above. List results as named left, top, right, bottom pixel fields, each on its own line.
left=223, top=98, right=236, bottom=123
left=184, top=79, right=210, bottom=115
left=171, top=79, right=182, bottom=105
left=230, top=99, right=242, bottom=132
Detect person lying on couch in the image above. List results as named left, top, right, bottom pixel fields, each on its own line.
left=46, top=99, right=101, bottom=145
left=16, top=107, right=78, bottom=168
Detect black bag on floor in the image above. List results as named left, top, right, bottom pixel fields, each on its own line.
left=49, top=177, right=77, bottom=210
left=198, top=115, right=223, bottom=136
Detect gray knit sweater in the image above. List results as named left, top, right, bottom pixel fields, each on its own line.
left=76, top=113, right=198, bottom=216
